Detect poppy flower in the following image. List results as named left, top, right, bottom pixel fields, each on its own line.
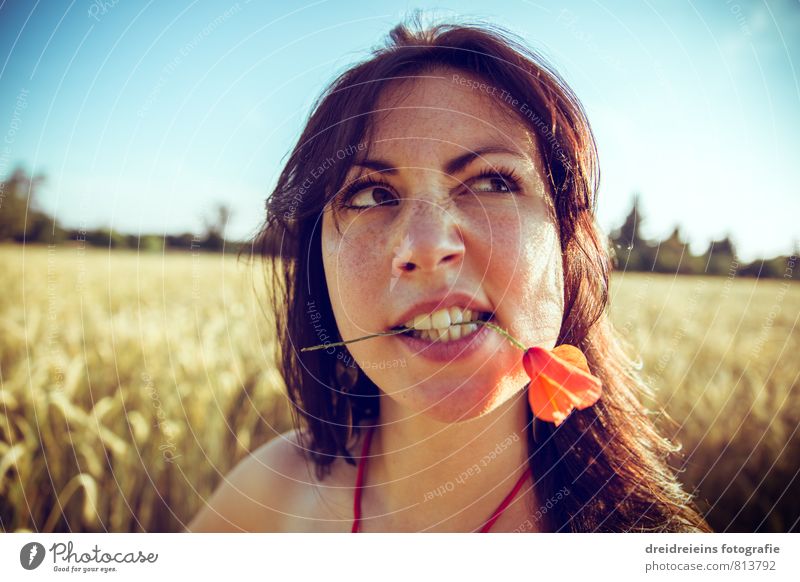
left=301, top=320, right=603, bottom=427
left=523, top=344, right=603, bottom=426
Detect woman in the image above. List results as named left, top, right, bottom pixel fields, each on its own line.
left=188, top=18, right=711, bottom=533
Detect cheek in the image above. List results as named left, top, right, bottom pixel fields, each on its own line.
left=322, top=215, right=387, bottom=333
left=478, top=210, right=563, bottom=346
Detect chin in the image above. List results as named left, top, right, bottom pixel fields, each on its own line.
left=401, top=375, right=518, bottom=424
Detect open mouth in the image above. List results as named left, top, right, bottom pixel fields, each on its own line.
left=390, top=309, right=494, bottom=343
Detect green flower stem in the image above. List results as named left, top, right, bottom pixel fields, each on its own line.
left=300, top=328, right=409, bottom=352
left=477, top=320, right=527, bottom=350
left=300, top=320, right=526, bottom=352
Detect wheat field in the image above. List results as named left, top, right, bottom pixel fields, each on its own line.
left=1, top=244, right=797, bottom=532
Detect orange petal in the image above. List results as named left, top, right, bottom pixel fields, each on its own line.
left=528, top=374, right=575, bottom=426
left=524, top=345, right=603, bottom=425
left=551, top=344, right=590, bottom=372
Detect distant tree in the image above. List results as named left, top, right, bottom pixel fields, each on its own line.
left=653, top=226, right=694, bottom=274
left=165, top=232, right=197, bottom=250
left=71, top=228, right=128, bottom=248
left=708, top=236, right=736, bottom=257
left=739, top=256, right=790, bottom=279
left=612, top=193, right=644, bottom=248
left=701, top=235, right=738, bottom=276
left=0, top=166, right=57, bottom=242
left=610, top=193, right=656, bottom=271
left=202, top=203, right=232, bottom=251
left=139, top=235, right=164, bottom=252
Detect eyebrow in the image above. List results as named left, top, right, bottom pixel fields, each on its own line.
left=351, top=145, right=527, bottom=175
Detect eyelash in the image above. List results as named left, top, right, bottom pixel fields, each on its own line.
left=472, top=166, right=522, bottom=193
left=337, top=174, right=396, bottom=210
left=336, top=166, right=523, bottom=211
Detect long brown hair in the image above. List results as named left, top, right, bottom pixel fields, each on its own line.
left=250, top=16, right=711, bottom=532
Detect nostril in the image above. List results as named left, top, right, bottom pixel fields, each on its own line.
left=441, top=253, right=459, bottom=264
left=393, top=259, right=416, bottom=273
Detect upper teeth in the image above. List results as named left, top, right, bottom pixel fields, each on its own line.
left=403, top=307, right=479, bottom=331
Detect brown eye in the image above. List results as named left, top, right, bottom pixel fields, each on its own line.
left=342, top=181, right=398, bottom=210
left=468, top=168, right=522, bottom=194
left=471, top=176, right=514, bottom=193
left=347, top=186, right=394, bottom=208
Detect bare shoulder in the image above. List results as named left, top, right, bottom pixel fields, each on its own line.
left=186, top=428, right=312, bottom=532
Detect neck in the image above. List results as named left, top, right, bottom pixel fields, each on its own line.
left=368, top=389, right=534, bottom=532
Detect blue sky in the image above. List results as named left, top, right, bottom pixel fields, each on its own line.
left=1, top=0, right=798, bottom=261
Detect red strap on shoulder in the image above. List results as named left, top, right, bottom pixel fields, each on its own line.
left=478, top=468, right=532, bottom=533
left=351, top=424, right=375, bottom=533
left=352, top=424, right=530, bottom=533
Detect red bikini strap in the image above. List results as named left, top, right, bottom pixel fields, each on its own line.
left=478, top=467, right=532, bottom=533
left=351, top=424, right=375, bottom=533
left=352, top=424, right=531, bottom=533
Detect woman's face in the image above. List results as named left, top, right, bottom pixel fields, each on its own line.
left=320, top=68, right=564, bottom=423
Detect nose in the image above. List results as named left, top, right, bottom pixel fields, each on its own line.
left=391, top=200, right=464, bottom=274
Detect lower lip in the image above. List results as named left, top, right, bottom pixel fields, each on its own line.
left=393, top=321, right=494, bottom=362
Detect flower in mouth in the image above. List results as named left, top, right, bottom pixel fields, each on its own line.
left=301, top=319, right=603, bottom=426
left=392, top=306, right=493, bottom=343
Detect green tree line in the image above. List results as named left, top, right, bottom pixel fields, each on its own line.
left=1, top=167, right=796, bottom=278
left=0, top=167, right=239, bottom=253
left=610, top=194, right=796, bottom=279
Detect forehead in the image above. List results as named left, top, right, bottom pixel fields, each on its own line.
left=364, top=69, right=537, bottom=161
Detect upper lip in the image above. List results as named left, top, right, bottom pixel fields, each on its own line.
left=389, top=292, right=493, bottom=329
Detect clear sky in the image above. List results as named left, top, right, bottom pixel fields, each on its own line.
left=1, top=0, right=798, bottom=261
